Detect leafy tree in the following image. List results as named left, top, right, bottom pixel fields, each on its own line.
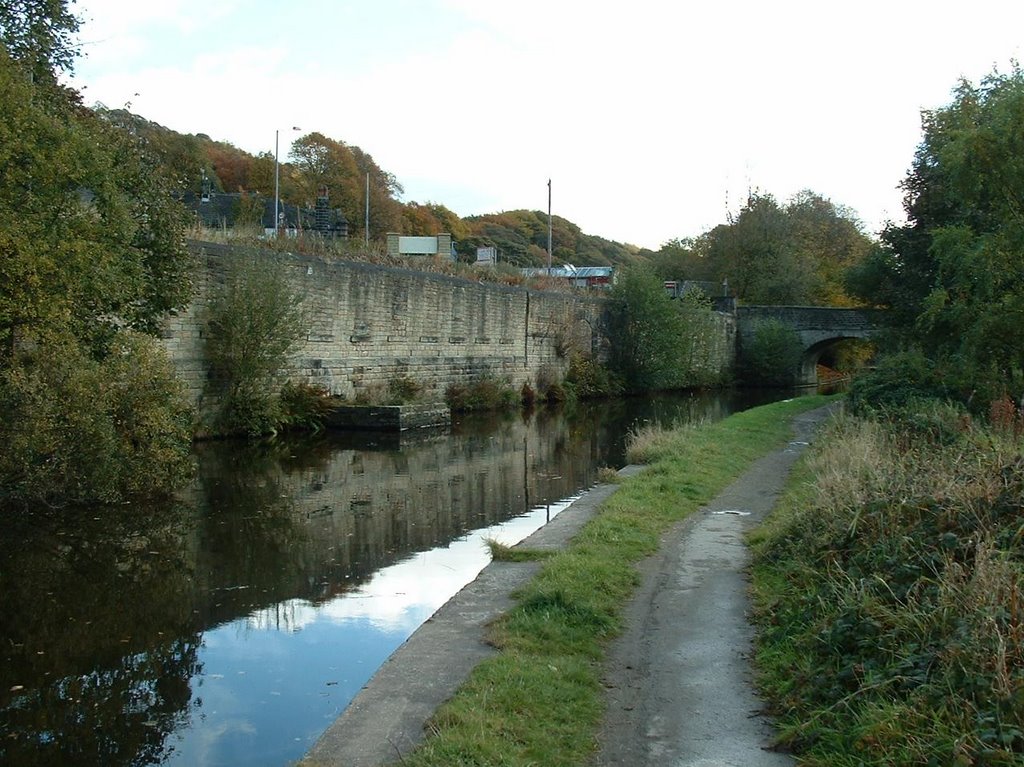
left=650, top=236, right=716, bottom=282
left=606, top=266, right=687, bottom=391
left=1, top=12, right=195, bottom=506
left=203, top=138, right=257, bottom=193
left=350, top=143, right=404, bottom=239
left=0, top=332, right=193, bottom=505
left=288, top=132, right=404, bottom=241
left=247, top=150, right=276, bottom=197
left=0, top=51, right=192, bottom=355
left=0, top=0, right=79, bottom=83
left=786, top=190, right=871, bottom=306
left=739, top=319, right=803, bottom=386
left=850, top=66, right=1024, bottom=397
left=667, top=190, right=872, bottom=306
left=97, top=107, right=218, bottom=195
left=704, top=193, right=809, bottom=304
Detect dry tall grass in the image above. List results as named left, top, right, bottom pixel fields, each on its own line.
left=752, top=409, right=1024, bottom=765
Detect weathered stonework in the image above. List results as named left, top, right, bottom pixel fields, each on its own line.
left=324, top=403, right=451, bottom=431
left=161, top=241, right=608, bottom=419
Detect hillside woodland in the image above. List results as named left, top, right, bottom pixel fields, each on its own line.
left=107, top=109, right=875, bottom=305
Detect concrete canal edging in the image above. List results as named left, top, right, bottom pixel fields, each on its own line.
left=299, top=466, right=643, bottom=767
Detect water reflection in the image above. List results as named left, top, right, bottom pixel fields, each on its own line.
left=0, top=390, right=788, bottom=767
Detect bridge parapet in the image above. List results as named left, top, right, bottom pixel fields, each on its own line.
left=735, top=305, right=883, bottom=385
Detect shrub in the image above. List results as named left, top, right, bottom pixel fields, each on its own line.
left=564, top=353, right=623, bottom=399
left=278, top=381, right=333, bottom=432
left=543, top=382, right=567, bottom=403
left=387, top=375, right=423, bottom=404
left=606, top=266, right=684, bottom=391
left=203, top=253, right=308, bottom=436
left=0, top=333, right=193, bottom=506
left=740, top=319, right=802, bottom=386
left=445, top=375, right=519, bottom=412
left=846, top=350, right=953, bottom=415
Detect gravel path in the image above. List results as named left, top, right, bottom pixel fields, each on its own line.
left=593, top=404, right=835, bottom=767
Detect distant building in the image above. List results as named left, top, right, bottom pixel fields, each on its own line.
left=664, top=280, right=726, bottom=299
left=180, top=188, right=349, bottom=238
left=386, top=233, right=455, bottom=260
left=571, top=266, right=614, bottom=289
left=475, top=246, right=498, bottom=265
left=520, top=264, right=615, bottom=290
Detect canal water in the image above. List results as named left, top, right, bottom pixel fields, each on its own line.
left=0, top=389, right=789, bottom=767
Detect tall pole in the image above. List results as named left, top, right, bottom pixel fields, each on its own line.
left=365, top=172, right=370, bottom=246
left=547, top=178, right=552, bottom=276
left=273, top=129, right=280, bottom=237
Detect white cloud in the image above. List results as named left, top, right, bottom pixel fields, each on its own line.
left=69, top=0, right=1024, bottom=247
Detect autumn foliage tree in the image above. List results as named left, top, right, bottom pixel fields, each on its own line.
left=0, top=4, right=194, bottom=506
left=288, top=132, right=403, bottom=240
left=698, top=190, right=872, bottom=305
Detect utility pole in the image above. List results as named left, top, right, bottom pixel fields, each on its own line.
left=365, top=172, right=370, bottom=246
left=274, top=130, right=280, bottom=236
left=547, top=178, right=552, bottom=276
left=274, top=127, right=300, bottom=237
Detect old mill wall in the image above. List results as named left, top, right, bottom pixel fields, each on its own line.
left=160, top=241, right=609, bottom=416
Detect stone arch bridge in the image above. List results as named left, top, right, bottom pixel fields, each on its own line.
left=735, top=305, right=884, bottom=385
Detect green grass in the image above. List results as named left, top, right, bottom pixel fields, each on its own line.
left=483, top=539, right=553, bottom=563
left=396, top=395, right=834, bottom=766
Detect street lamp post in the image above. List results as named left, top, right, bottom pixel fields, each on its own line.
left=274, top=127, right=300, bottom=237
left=547, top=178, right=552, bottom=276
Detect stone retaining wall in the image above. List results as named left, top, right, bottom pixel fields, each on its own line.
left=160, top=242, right=608, bottom=417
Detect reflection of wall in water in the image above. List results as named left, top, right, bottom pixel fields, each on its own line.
left=190, top=410, right=600, bottom=613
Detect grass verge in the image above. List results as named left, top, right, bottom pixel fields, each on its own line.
left=749, top=409, right=1024, bottom=766
left=396, top=394, right=833, bottom=766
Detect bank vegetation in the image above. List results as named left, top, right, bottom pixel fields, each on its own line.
left=751, top=398, right=1024, bottom=765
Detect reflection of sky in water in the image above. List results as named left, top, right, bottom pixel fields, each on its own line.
left=163, top=497, right=576, bottom=767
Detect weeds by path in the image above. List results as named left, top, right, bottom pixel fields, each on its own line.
left=750, top=411, right=1024, bottom=766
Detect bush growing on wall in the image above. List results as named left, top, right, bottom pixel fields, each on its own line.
left=445, top=375, right=519, bottom=412
left=564, top=352, right=623, bottom=399
left=740, top=319, right=803, bottom=386
left=203, top=253, right=308, bottom=436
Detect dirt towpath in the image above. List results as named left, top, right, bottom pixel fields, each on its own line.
left=593, top=404, right=835, bottom=767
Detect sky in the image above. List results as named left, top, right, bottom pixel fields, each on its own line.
left=67, top=0, right=1024, bottom=249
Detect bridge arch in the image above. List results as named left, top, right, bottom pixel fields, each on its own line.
left=799, top=335, right=866, bottom=386
left=735, top=306, right=883, bottom=386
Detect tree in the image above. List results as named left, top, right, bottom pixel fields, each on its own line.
left=704, top=192, right=817, bottom=304
left=607, top=266, right=687, bottom=391
left=0, top=0, right=80, bottom=82
left=0, top=51, right=192, bottom=354
left=650, top=237, right=715, bottom=282
left=287, top=133, right=406, bottom=242
left=786, top=190, right=872, bottom=306
left=350, top=144, right=404, bottom=239
left=852, top=66, right=1024, bottom=395
left=203, top=252, right=308, bottom=436
left=740, top=320, right=803, bottom=386
left=675, top=190, right=872, bottom=306
left=0, top=18, right=195, bottom=505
